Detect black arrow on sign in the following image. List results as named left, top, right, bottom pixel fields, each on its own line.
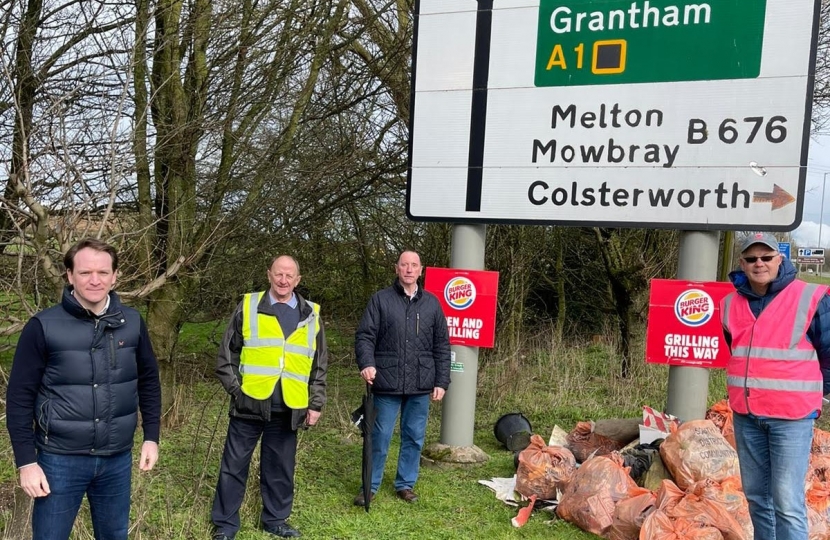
left=465, top=0, right=493, bottom=212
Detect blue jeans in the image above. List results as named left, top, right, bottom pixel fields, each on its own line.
left=369, top=393, right=430, bottom=492
left=733, top=413, right=813, bottom=540
left=33, top=450, right=133, bottom=540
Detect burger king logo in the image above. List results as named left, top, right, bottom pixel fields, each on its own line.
left=444, top=277, right=476, bottom=310
left=674, top=289, right=714, bottom=327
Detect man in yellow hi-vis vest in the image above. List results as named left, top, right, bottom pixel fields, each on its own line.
left=212, top=255, right=327, bottom=540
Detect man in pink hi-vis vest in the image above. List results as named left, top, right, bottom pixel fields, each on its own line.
left=721, top=232, right=830, bottom=540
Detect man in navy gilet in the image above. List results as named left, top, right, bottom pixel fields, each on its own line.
left=6, top=238, right=161, bottom=540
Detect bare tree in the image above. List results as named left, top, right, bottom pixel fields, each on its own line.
left=1, top=0, right=411, bottom=413
left=0, top=0, right=141, bottom=335
left=813, top=0, right=830, bottom=131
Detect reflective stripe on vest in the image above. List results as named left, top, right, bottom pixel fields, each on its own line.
left=720, top=280, right=827, bottom=419
left=239, top=292, right=320, bottom=408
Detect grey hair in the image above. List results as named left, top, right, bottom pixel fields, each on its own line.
left=269, top=255, right=300, bottom=275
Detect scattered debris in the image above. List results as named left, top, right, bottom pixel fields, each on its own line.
left=566, top=421, right=624, bottom=462
left=478, top=476, right=520, bottom=506
left=481, top=403, right=830, bottom=538
left=548, top=425, right=568, bottom=447
left=594, top=417, right=641, bottom=446
left=639, top=406, right=678, bottom=444
left=511, top=495, right=537, bottom=528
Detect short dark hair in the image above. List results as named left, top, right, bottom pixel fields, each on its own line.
left=64, top=238, right=119, bottom=272
left=397, top=250, right=421, bottom=264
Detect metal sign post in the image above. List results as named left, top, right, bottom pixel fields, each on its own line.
left=441, top=225, right=486, bottom=452
left=666, top=231, right=719, bottom=421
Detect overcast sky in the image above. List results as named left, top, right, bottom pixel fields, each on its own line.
left=792, top=134, right=830, bottom=249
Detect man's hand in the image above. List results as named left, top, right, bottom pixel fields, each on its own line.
left=306, top=410, right=321, bottom=426
left=432, top=387, right=445, bottom=401
left=139, top=441, right=159, bottom=471
left=19, top=464, right=50, bottom=498
left=360, top=366, right=376, bottom=385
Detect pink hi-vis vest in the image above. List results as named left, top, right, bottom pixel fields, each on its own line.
left=720, top=280, right=828, bottom=419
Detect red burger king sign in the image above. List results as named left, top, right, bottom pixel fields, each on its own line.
left=425, top=268, right=499, bottom=348
left=645, top=279, right=735, bottom=369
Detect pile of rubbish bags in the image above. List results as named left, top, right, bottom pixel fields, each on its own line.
left=510, top=400, right=830, bottom=539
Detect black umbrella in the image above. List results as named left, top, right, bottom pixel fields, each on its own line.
left=351, top=383, right=376, bottom=512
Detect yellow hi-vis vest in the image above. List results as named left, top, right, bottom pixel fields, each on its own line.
left=239, top=292, right=320, bottom=408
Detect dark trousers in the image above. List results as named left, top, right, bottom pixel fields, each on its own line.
left=211, top=412, right=297, bottom=536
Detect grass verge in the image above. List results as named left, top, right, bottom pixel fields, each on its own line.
left=0, top=323, right=729, bottom=539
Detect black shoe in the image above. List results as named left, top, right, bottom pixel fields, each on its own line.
left=353, top=491, right=374, bottom=507
left=212, top=534, right=234, bottom=540
left=263, top=523, right=301, bottom=538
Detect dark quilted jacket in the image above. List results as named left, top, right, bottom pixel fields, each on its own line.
left=355, top=279, right=451, bottom=395
left=34, top=288, right=143, bottom=455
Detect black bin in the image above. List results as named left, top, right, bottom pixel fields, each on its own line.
left=493, top=412, right=532, bottom=452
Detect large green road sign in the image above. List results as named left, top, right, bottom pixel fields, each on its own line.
left=535, top=0, right=767, bottom=87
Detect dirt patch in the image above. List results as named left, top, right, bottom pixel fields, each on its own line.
left=0, top=480, right=16, bottom=511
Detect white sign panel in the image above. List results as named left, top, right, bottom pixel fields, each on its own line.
left=407, top=0, right=819, bottom=230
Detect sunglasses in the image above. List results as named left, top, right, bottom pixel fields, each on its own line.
left=742, top=255, right=778, bottom=263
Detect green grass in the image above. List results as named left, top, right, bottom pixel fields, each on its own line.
left=800, top=273, right=830, bottom=286
left=0, top=322, right=731, bottom=539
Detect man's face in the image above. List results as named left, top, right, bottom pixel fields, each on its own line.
left=739, top=244, right=782, bottom=293
left=66, top=247, right=117, bottom=310
left=395, top=251, right=422, bottom=286
left=268, top=256, right=301, bottom=302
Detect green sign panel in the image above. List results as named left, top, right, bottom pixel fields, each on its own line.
left=535, top=0, right=766, bottom=87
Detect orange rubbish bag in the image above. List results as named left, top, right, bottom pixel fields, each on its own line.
left=556, top=453, right=638, bottom=537
left=659, top=419, right=739, bottom=490
left=515, top=434, right=576, bottom=500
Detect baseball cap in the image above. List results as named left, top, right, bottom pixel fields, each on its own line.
left=739, top=232, right=779, bottom=254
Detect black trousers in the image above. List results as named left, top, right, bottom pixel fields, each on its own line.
left=211, top=412, right=297, bottom=535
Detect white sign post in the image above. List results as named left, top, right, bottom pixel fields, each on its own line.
left=407, top=0, right=820, bottom=230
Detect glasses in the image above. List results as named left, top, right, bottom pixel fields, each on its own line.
left=742, top=255, right=778, bottom=263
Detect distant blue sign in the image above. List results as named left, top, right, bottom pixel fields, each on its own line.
left=779, top=242, right=791, bottom=259
left=797, top=247, right=825, bottom=258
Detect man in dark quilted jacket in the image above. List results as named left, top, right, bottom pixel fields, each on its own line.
left=353, top=250, right=451, bottom=506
